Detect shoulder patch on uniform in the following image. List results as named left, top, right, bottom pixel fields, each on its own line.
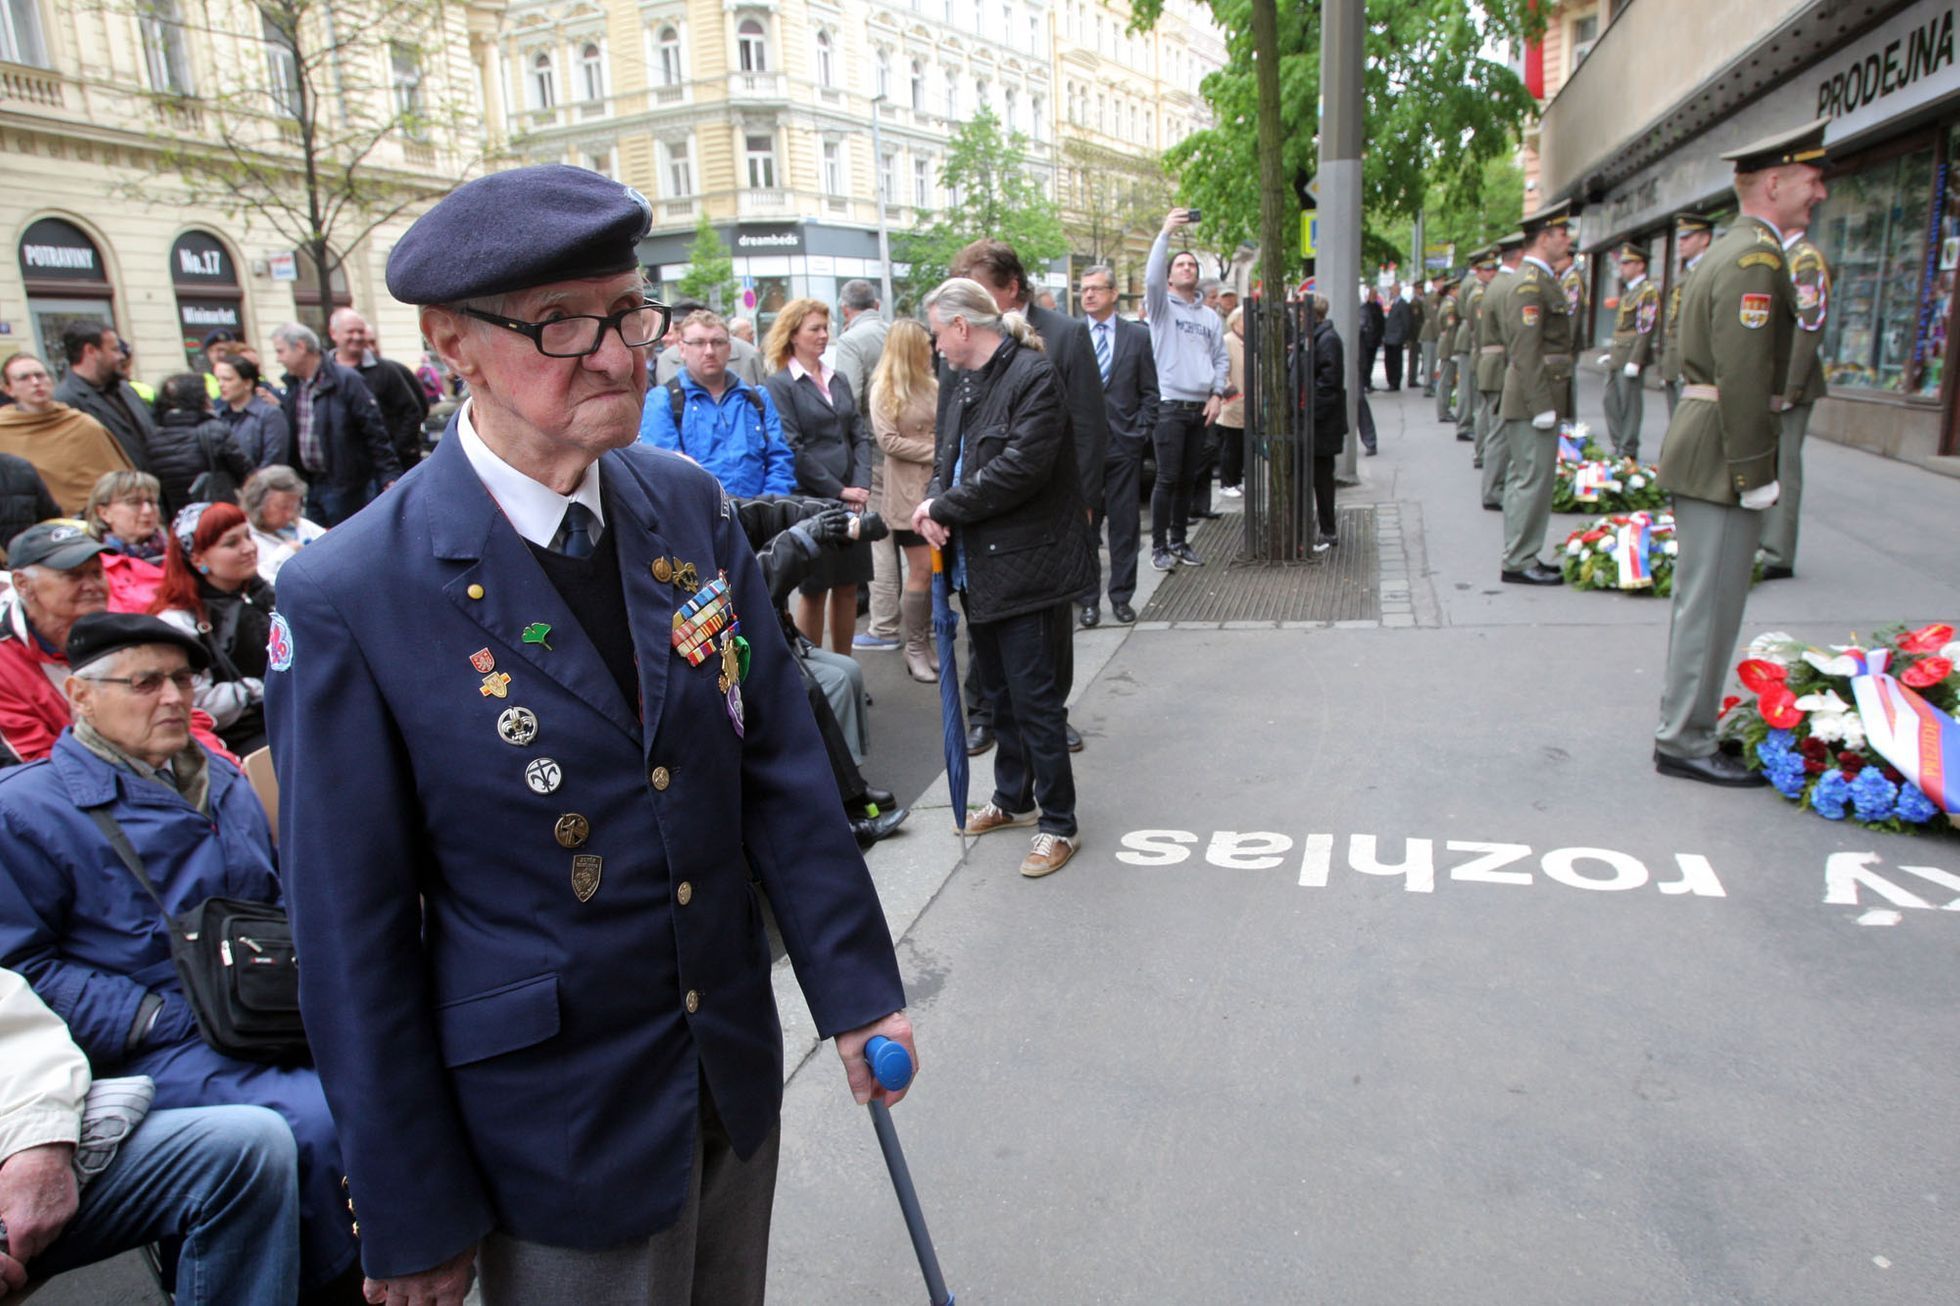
left=1637, top=298, right=1658, bottom=333
left=267, top=612, right=294, bottom=672
left=1515, top=282, right=1541, bottom=295
left=1739, top=251, right=1783, bottom=271
left=1739, top=293, right=1772, bottom=329
left=1521, top=304, right=1540, bottom=326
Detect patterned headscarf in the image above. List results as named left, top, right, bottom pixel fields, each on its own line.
left=172, top=502, right=212, bottom=556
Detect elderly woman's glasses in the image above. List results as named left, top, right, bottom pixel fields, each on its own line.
left=462, top=303, right=672, bottom=358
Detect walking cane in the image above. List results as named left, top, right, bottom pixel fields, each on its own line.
left=864, top=1036, right=952, bottom=1306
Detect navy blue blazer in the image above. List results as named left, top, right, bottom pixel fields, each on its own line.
left=264, top=426, right=904, bottom=1277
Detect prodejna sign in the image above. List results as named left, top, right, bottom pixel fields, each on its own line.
left=1816, top=1, right=1956, bottom=139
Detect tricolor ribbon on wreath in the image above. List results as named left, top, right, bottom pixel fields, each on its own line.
left=1558, top=431, right=1586, bottom=463
left=1846, top=648, right=1958, bottom=815
left=1572, top=463, right=1612, bottom=503
left=1611, top=515, right=1653, bottom=590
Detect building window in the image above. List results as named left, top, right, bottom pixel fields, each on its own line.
left=656, top=27, right=682, bottom=86
left=823, top=140, right=843, bottom=195
left=910, top=59, right=925, bottom=112
left=530, top=51, right=556, bottom=109
left=1031, top=93, right=1044, bottom=141
left=914, top=156, right=930, bottom=209
left=875, top=48, right=889, bottom=99
left=664, top=139, right=694, bottom=197
left=391, top=43, right=423, bottom=121
left=0, top=0, right=49, bottom=67
left=745, top=132, right=776, bottom=189
left=1813, top=144, right=1938, bottom=394
left=139, top=0, right=194, bottom=96
left=974, top=78, right=988, bottom=113
left=1003, top=85, right=1017, bottom=133
left=880, top=152, right=895, bottom=205
left=1920, top=124, right=1960, bottom=399
left=945, top=70, right=959, bottom=119
left=586, top=150, right=612, bottom=177
left=737, top=17, right=766, bottom=73
left=816, top=30, right=834, bottom=88
left=1568, top=13, right=1599, bottom=77
left=580, top=42, right=604, bottom=102
left=1028, top=12, right=1040, bottom=53
left=262, top=10, right=299, bottom=117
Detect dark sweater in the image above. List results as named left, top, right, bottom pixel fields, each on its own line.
left=524, top=520, right=637, bottom=715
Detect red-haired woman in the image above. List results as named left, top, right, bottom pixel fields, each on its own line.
left=148, top=501, right=275, bottom=754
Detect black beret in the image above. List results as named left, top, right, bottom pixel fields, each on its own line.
left=66, top=612, right=211, bottom=674
left=386, top=165, right=655, bottom=306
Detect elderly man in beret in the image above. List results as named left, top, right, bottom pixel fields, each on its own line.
left=0, top=611, right=359, bottom=1299
left=264, top=164, right=913, bottom=1306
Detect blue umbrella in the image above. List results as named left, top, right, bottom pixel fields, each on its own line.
left=931, top=548, right=969, bottom=835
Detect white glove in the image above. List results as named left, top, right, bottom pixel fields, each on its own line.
left=1596, top=353, right=1613, bottom=367
left=1531, top=410, right=1557, bottom=430
left=1739, top=480, right=1780, bottom=511
left=1623, top=362, right=1641, bottom=378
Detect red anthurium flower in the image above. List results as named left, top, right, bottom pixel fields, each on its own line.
left=1901, top=656, right=1953, bottom=689
left=1737, top=659, right=1788, bottom=693
left=1718, top=695, right=1741, bottom=719
left=1759, top=684, right=1803, bottom=729
left=1897, top=623, right=1955, bottom=654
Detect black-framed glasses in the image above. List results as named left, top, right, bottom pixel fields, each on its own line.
left=82, top=670, right=197, bottom=697
left=462, top=302, right=671, bottom=358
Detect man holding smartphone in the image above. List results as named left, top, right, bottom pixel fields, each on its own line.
left=1144, top=208, right=1230, bottom=572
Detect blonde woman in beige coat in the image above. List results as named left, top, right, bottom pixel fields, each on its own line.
left=868, top=319, right=940, bottom=683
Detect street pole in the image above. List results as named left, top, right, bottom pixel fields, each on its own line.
left=870, top=94, right=894, bottom=319
left=1323, top=0, right=1364, bottom=486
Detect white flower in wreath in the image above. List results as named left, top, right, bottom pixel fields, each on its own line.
left=1662, top=540, right=1678, bottom=556
left=1628, top=474, right=1648, bottom=489
left=1940, top=640, right=1960, bottom=664
left=1802, top=649, right=1861, bottom=677
left=1565, top=538, right=1584, bottom=556
left=1746, top=631, right=1799, bottom=665
left=1569, top=422, right=1592, bottom=442
left=1604, top=479, right=1623, bottom=492
left=1793, top=688, right=1851, bottom=714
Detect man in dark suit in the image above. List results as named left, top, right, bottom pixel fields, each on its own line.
left=265, top=164, right=912, bottom=1306
left=1382, top=285, right=1413, bottom=389
left=269, top=320, right=400, bottom=527
left=1075, top=263, right=1158, bottom=626
left=52, top=319, right=155, bottom=472
left=950, top=239, right=1108, bottom=755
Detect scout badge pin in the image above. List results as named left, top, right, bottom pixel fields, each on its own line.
left=522, top=622, right=553, bottom=650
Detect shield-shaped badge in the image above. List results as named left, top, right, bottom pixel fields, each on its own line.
left=470, top=648, right=496, bottom=674
left=1739, top=293, right=1771, bottom=329
left=571, top=854, right=602, bottom=903
left=1521, top=304, right=1540, bottom=327
left=1637, top=298, right=1658, bottom=334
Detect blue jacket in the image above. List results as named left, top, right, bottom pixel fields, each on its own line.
left=0, top=732, right=281, bottom=1066
left=637, top=368, right=794, bottom=498
left=264, top=425, right=903, bottom=1277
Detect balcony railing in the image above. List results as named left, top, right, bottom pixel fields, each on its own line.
left=738, top=187, right=789, bottom=217
left=0, top=62, right=62, bottom=108
left=728, top=71, right=785, bottom=98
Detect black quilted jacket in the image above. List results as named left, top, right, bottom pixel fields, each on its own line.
left=926, top=337, right=1094, bottom=624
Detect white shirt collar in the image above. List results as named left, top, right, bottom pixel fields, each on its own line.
left=1522, top=255, right=1555, bottom=277
left=787, top=357, right=836, bottom=404
left=1781, top=228, right=1804, bottom=250
left=1686, top=252, right=1704, bottom=270
left=1625, top=273, right=1646, bottom=290
left=455, top=400, right=605, bottom=550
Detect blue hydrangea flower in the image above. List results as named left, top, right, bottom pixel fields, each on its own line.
left=1897, top=782, right=1941, bottom=826
left=1848, top=767, right=1899, bottom=824
left=1809, top=769, right=1851, bottom=820
left=1764, top=728, right=1797, bottom=754
left=1766, top=755, right=1809, bottom=800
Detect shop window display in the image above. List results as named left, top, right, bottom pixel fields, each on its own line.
left=1812, top=145, right=1936, bottom=393
left=1915, top=126, right=1958, bottom=399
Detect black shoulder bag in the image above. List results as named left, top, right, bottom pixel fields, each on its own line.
left=85, top=806, right=309, bottom=1064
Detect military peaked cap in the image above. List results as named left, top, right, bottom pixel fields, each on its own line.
left=1722, top=119, right=1830, bottom=173
left=1616, top=242, right=1650, bottom=263
left=387, top=165, right=656, bottom=305
left=1519, top=199, right=1574, bottom=236
left=1496, top=231, right=1526, bottom=253
left=1674, top=212, right=1717, bottom=235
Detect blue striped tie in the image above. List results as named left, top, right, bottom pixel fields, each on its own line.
left=1094, top=321, right=1111, bottom=386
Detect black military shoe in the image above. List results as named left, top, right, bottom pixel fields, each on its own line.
left=1065, top=724, right=1084, bottom=753
left=1654, top=750, right=1768, bottom=787
left=852, top=806, right=910, bottom=846
left=1500, top=563, right=1564, bottom=585
left=848, top=787, right=896, bottom=816
left=1763, top=566, right=1795, bottom=581
left=1110, top=601, right=1137, bottom=624
left=966, top=723, right=995, bottom=756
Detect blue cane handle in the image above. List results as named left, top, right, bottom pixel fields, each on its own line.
left=865, top=1035, right=914, bottom=1092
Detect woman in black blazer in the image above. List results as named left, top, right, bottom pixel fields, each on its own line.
left=762, top=299, right=873, bottom=655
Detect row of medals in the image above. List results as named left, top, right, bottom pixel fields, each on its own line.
left=468, top=556, right=741, bottom=904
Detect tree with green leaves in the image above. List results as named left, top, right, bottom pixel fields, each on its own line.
left=1060, top=135, right=1176, bottom=283
left=677, top=211, right=739, bottom=312
left=1369, top=156, right=1525, bottom=272
left=895, top=106, right=1067, bottom=307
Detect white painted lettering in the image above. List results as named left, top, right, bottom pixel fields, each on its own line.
left=1541, top=846, right=1648, bottom=892
left=1205, top=831, right=1294, bottom=870
left=1349, top=834, right=1434, bottom=894
left=1895, top=864, right=1960, bottom=910
left=1298, top=832, right=1334, bottom=887
left=1116, top=829, right=1197, bottom=867
left=1822, top=851, right=1933, bottom=909
left=1446, top=841, right=1533, bottom=886
left=1657, top=852, right=1726, bottom=898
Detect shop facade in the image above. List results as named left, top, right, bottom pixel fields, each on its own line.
left=1551, top=0, right=1960, bottom=468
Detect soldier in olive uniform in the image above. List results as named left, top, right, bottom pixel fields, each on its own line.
left=1557, top=250, right=1587, bottom=418
left=1660, top=213, right=1716, bottom=415
left=1434, top=275, right=1462, bottom=422
left=1655, top=121, right=1829, bottom=786
left=1603, top=243, right=1661, bottom=460
left=1455, top=256, right=1493, bottom=442
left=1495, top=202, right=1577, bottom=584
left=1417, top=278, right=1442, bottom=397
left=1759, top=224, right=1830, bottom=579
left=1475, top=234, right=1524, bottom=492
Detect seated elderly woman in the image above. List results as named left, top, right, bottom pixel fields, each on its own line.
left=241, top=465, right=326, bottom=584
left=0, top=612, right=359, bottom=1298
left=147, top=502, right=274, bottom=756
left=82, top=469, right=167, bottom=612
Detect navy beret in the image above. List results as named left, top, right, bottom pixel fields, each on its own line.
left=67, top=612, right=211, bottom=674
left=386, top=165, right=655, bottom=306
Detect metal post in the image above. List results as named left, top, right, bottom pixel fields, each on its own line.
left=1322, top=0, right=1364, bottom=485
left=870, top=94, right=894, bottom=319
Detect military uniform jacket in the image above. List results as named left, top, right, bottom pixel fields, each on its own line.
left=1497, top=259, right=1575, bottom=421
left=1609, top=277, right=1662, bottom=370
left=1438, top=296, right=1462, bottom=354
left=1660, top=257, right=1703, bottom=385
left=1418, top=292, right=1442, bottom=342
left=1458, top=281, right=1487, bottom=358
left=1560, top=265, right=1588, bottom=346
left=1784, top=234, right=1831, bottom=405
left=1656, top=217, right=1795, bottom=504
left=1475, top=269, right=1514, bottom=394
left=264, top=429, right=904, bottom=1277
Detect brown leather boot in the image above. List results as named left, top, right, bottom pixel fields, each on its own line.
left=901, top=590, right=937, bottom=683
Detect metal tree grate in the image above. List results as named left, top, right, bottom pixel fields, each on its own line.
left=1140, top=507, right=1380, bottom=623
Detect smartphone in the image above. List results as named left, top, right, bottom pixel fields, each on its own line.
left=1186, top=208, right=1204, bottom=224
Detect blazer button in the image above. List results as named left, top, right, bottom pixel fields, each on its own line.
left=650, top=766, right=671, bottom=791
left=684, top=989, right=700, bottom=1014
left=676, top=881, right=693, bottom=906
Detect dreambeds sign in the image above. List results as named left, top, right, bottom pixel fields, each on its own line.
left=1815, top=0, right=1957, bottom=143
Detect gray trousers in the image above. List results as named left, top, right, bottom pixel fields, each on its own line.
left=1656, top=496, right=1766, bottom=759
left=1451, top=356, right=1474, bottom=434
left=1603, top=369, right=1645, bottom=459
left=1420, top=340, right=1439, bottom=394
left=1477, top=392, right=1507, bottom=501
left=479, top=1096, right=781, bottom=1306
left=1499, top=419, right=1557, bottom=572
left=867, top=461, right=902, bottom=639
left=1759, top=402, right=1812, bottom=570
left=1435, top=354, right=1459, bottom=420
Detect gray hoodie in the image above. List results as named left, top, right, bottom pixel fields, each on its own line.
left=1144, top=229, right=1230, bottom=403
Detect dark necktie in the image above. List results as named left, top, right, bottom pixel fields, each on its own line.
left=555, top=502, right=596, bottom=559
left=1094, top=322, right=1112, bottom=386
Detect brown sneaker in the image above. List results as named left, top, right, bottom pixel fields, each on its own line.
left=1020, top=832, right=1077, bottom=878
left=964, top=803, right=1038, bottom=836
